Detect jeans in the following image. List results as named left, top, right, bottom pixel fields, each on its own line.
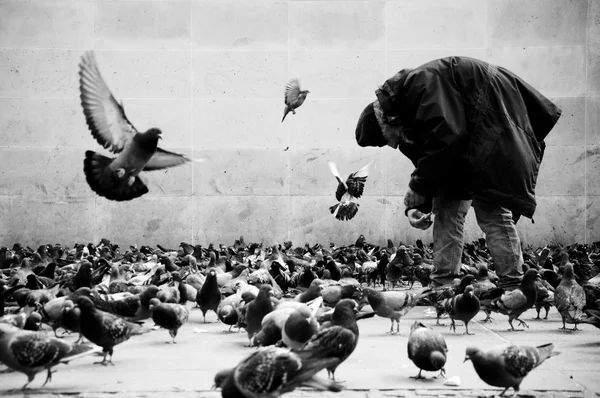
left=430, top=195, right=524, bottom=289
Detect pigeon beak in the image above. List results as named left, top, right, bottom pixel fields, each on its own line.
left=463, top=356, right=470, bottom=363
left=211, top=384, right=216, bottom=390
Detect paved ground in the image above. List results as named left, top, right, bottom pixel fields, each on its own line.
left=1, top=299, right=599, bottom=398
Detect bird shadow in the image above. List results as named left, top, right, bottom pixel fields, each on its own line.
left=571, top=340, right=600, bottom=348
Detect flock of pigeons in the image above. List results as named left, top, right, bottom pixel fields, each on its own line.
left=78, top=50, right=370, bottom=221
left=0, top=236, right=599, bottom=397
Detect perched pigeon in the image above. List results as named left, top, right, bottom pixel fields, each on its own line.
left=0, top=322, right=98, bottom=389
left=213, top=346, right=341, bottom=397
left=361, top=287, right=428, bottom=335
left=407, top=321, right=448, bottom=379
left=328, top=161, right=373, bottom=221
left=74, top=296, right=151, bottom=365
left=281, top=78, right=310, bottom=122
left=555, top=262, right=586, bottom=331
left=481, top=269, right=539, bottom=331
left=441, top=285, right=480, bottom=335
left=196, top=268, right=222, bottom=323
left=148, top=298, right=190, bottom=343
left=79, top=51, right=193, bottom=201
left=464, top=343, right=560, bottom=397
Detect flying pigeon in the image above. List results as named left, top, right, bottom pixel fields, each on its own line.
left=282, top=78, right=310, bottom=122
left=328, top=160, right=373, bottom=221
left=79, top=51, right=196, bottom=201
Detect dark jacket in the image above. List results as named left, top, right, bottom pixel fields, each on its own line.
left=363, top=56, right=561, bottom=219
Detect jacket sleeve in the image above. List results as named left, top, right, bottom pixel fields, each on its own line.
left=406, top=71, right=467, bottom=197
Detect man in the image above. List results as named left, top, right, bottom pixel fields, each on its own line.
left=355, top=56, right=561, bottom=290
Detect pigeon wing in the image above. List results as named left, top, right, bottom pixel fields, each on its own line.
left=284, top=79, right=301, bottom=106
left=502, top=345, right=538, bottom=379
left=346, top=161, right=373, bottom=198
left=234, top=347, right=302, bottom=395
left=10, top=333, right=67, bottom=368
left=79, top=51, right=137, bottom=154
left=144, top=147, right=191, bottom=171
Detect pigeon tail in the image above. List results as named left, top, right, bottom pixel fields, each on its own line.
left=330, top=202, right=359, bottom=221
left=84, top=150, right=148, bottom=201
left=282, top=106, right=290, bottom=122
left=536, top=343, right=560, bottom=363
left=60, top=344, right=101, bottom=363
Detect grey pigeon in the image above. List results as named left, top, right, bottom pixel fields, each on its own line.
left=79, top=51, right=194, bottom=201
left=407, top=321, right=448, bottom=379
left=464, top=343, right=560, bottom=397
left=213, top=346, right=342, bottom=397
left=555, top=262, right=586, bottom=331
left=0, top=322, right=98, bottom=389
left=282, top=78, right=310, bottom=122
left=441, top=284, right=480, bottom=335
left=481, top=269, right=539, bottom=331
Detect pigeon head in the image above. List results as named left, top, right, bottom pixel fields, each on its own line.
left=410, top=320, right=427, bottom=334
left=464, top=346, right=481, bottom=362
left=464, top=285, right=475, bottom=297
left=212, top=368, right=232, bottom=389
left=476, top=264, right=489, bottom=279
left=563, top=262, right=575, bottom=278
left=149, top=298, right=161, bottom=310
left=74, top=296, right=95, bottom=311
left=134, top=128, right=162, bottom=151
left=522, top=269, right=540, bottom=285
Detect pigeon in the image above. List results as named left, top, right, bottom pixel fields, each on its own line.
left=0, top=322, right=98, bottom=389
left=281, top=78, right=310, bottom=122
left=244, top=284, right=275, bottom=343
left=441, top=285, right=480, bottom=335
left=533, top=277, right=554, bottom=320
left=213, top=346, right=341, bottom=397
left=407, top=321, right=448, bottom=379
left=481, top=269, right=539, bottom=331
left=79, top=51, right=193, bottom=201
left=282, top=297, right=322, bottom=350
left=555, top=262, right=586, bottom=331
left=88, top=285, right=160, bottom=322
left=328, top=160, right=373, bottom=221
left=148, top=298, right=190, bottom=343
left=196, top=268, right=222, bottom=323
left=217, top=292, right=244, bottom=333
left=361, top=287, right=428, bottom=335
left=295, top=279, right=324, bottom=303
left=472, top=264, right=503, bottom=322
left=302, top=298, right=359, bottom=381
left=74, top=296, right=151, bottom=365
left=464, top=343, right=560, bottom=397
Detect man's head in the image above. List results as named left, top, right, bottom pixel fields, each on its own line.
left=355, top=102, right=387, bottom=147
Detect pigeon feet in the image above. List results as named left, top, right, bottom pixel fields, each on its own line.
left=41, top=369, right=53, bottom=387
left=116, top=168, right=126, bottom=178
left=409, top=371, right=425, bottom=380
left=433, top=368, right=446, bottom=379
left=516, top=319, right=530, bottom=329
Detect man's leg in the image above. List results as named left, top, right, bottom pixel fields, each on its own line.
left=473, top=198, right=524, bottom=290
left=430, top=196, right=472, bottom=286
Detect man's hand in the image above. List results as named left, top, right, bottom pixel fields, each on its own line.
left=407, top=209, right=433, bottom=230
left=404, top=188, right=427, bottom=208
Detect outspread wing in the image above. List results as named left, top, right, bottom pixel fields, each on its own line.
left=79, top=51, right=137, bottom=154
left=144, top=147, right=191, bottom=171
left=346, top=161, right=373, bottom=199
left=284, top=79, right=301, bottom=105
